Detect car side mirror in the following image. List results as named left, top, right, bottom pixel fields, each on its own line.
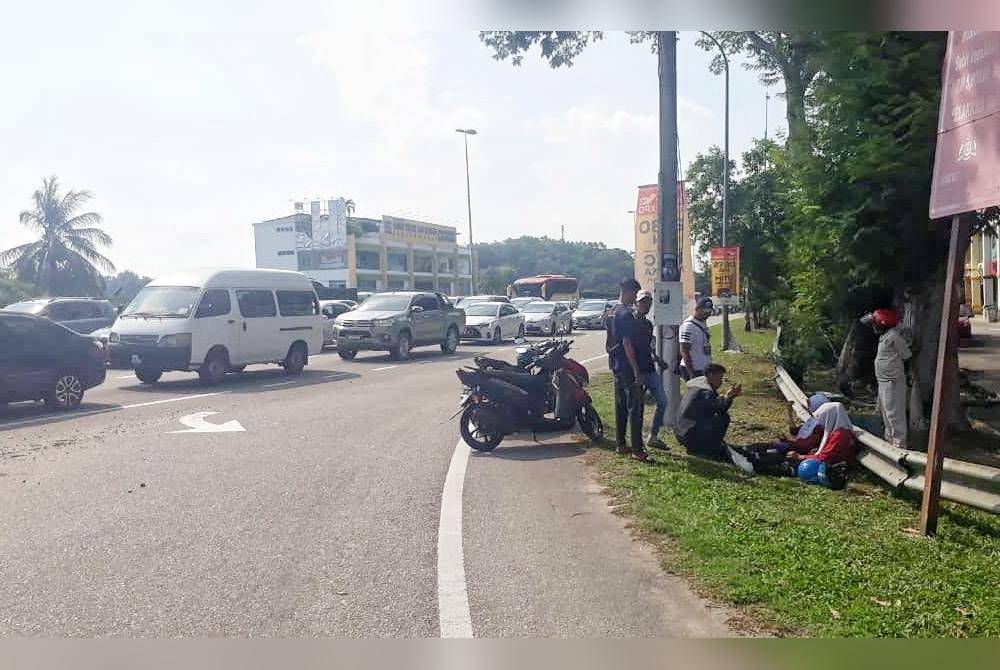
left=514, top=337, right=526, bottom=345
left=411, top=305, right=424, bottom=313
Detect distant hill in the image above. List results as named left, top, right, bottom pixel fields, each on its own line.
left=476, top=236, right=634, bottom=297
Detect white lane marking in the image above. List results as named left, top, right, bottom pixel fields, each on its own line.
left=437, top=440, right=473, bottom=638
left=169, top=411, right=245, bottom=434
left=578, top=353, right=609, bottom=365
left=115, top=374, right=135, bottom=379
left=121, top=392, right=224, bottom=410
left=0, top=392, right=225, bottom=430
left=263, top=380, right=295, bottom=388
left=373, top=365, right=398, bottom=371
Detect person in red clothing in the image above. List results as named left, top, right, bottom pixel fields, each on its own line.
left=793, top=402, right=856, bottom=490
left=785, top=393, right=830, bottom=453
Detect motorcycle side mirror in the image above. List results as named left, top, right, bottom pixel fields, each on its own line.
left=410, top=305, right=424, bottom=313
left=514, top=337, right=526, bottom=345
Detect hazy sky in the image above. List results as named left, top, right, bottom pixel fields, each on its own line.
left=0, top=2, right=786, bottom=278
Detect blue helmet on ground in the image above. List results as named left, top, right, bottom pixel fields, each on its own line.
left=797, top=458, right=822, bottom=483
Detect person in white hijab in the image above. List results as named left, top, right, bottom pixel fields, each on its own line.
left=786, top=393, right=830, bottom=452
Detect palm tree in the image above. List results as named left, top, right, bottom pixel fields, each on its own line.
left=0, top=176, right=115, bottom=296
left=344, top=199, right=356, bottom=217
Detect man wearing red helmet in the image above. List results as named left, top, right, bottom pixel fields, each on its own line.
left=862, top=308, right=912, bottom=449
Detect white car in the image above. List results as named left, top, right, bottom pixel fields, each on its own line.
left=521, top=301, right=573, bottom=336
left=510, top=296, right=542, bottom=310
left=461, top=302, right=525, bottom=344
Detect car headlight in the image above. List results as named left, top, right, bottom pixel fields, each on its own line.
left=372, top=317, right=396, bottom=328
left=158, top=333, right=192, bottom=348
left=109, top=331, right=120, bottom=344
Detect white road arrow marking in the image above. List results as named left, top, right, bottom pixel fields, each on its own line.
left=169, top=411, right=245, bottom=434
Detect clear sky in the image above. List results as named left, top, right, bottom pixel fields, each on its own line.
left=0, top=2, right=786, bottom=278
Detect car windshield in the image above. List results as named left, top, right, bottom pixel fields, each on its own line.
left=357, top=295, right=412, bottom=312
left=464, top=304, right=500, bottom=316
left=121, top=286, right=200, bottom=318
left=2, top=301, right=46, bottom=314
left=578, top=300, right=606, bottom=311
left=456, top=296, right=489, bottom=307
left=522, top=303, right=555, bottom=314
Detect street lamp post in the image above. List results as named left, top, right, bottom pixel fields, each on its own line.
left=456, top=128, right=477, bottom=292
left=701, top=32, right=737, bottom=352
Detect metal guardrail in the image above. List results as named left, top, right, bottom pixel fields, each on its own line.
left=773, top=364, right=1000, bottom=514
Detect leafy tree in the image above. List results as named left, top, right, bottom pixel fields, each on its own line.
left=0, top=274, right=36, bottom=307
left=479, top=32, right=604, bottom=67
left=476, top=236, right=634, bottom=297
left=104, top=270, right=151, bottom=307
left=1, top=176, right=114, bottom=296
left=344, top=199, right=356, bottom=217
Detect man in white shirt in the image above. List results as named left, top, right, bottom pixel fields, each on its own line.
left=679, top=297, right=714, bottom=380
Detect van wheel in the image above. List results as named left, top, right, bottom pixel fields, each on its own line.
left=391, top=332, right=411, bottom=360
left=45, top=372, right=84, bottom=410
left=284, top=344, right=307, bottom=375
left=338, top=349, right=357, bottom=360
left=442, top=326, right=460, bottom=354
left=199, top=349, right=228, bottom=385
left=135, top=367, right=162, bottom=384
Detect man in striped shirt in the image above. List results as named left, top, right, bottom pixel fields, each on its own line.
left=679, top=297, right=714, bottom=380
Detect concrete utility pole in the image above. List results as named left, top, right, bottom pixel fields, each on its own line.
left=657, top=31, right=682, bottom=427
left=456, top=128, right=477, bottom=292
left=701, top=32, right=736, bottom=352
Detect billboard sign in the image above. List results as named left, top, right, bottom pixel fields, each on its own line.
left=634, top=183, right=692, bottom=299
left=929, top=31, right=1000, bottom=219
left=710, top=246, right=740, bottom=301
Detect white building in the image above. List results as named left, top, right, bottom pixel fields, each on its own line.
left=253, top=199, right=475, bottom=295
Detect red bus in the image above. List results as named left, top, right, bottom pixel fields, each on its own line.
left=507, top=275, right=580, bottom=302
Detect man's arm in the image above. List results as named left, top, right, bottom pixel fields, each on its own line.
left=623, top=338, right=642, bottom=381
left=680, top=342, right=695, bottom=371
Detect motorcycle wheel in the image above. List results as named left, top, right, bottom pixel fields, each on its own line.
left=578, top=405, right=604, bottom=442
left=459, top=405, right=504, bottom=452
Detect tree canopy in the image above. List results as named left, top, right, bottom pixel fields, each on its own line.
left=1, top=176, right=114, bottom=296
left=476, top=236, right=633, bottom=296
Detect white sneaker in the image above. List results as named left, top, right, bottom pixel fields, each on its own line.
left=728, top=447, right=755, bottom=475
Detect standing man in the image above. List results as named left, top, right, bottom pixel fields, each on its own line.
left=606, top=278, right=653, bottom=463
left=635, top=290, right=668, bottom=450
left=863, top=308, right=912, bottom=449
left=679, top=297, right=715, bottom=380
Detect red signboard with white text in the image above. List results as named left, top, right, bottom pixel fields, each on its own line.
left=929, top=31, right=1000, bottom=219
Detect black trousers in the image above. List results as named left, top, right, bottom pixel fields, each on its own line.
left=677, top=413, right=731, bottom=461
left=614, top=374, right=646, bottom=455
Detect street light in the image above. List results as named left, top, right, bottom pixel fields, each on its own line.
left=700, top=32, right=737, bottom=352
left=455, top=128, right=477, bottom=292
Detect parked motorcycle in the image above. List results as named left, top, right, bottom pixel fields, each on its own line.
left=455, top=339, right=603, bottom=451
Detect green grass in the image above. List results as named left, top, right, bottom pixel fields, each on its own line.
left=589, top=324, right=1000, bottom=637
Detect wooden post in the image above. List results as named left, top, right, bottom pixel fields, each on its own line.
left=919, top=214, right=971, bottom=536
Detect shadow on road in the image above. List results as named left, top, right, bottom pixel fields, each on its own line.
left=111, top=367, right=360, bottom=397
left=0, top=402, right=123, bottom=432
left=473, top=439, right=585, bottom=461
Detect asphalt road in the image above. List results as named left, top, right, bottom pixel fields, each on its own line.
left=0, top=324, right=733, bottom=637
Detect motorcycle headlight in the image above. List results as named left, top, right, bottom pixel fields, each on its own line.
left=158, top=333, right=192, bottom=348
left=109, top=331, right=120, bottom=344
left=372, top=317, right=396, bottom=328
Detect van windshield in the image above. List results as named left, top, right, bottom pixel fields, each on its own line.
left=122, top=286, right=200, bottom=318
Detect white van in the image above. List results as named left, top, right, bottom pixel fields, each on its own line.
left=108, top=269, right=323, bottom=384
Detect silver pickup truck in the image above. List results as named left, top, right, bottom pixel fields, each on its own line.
left=333, top=291, right=465, bottom=360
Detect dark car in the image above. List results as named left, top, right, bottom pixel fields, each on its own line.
left=2, top=297, right=117, bottom=334
left=0, top=313, right=108, bottom=410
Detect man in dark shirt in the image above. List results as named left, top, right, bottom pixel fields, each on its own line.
left=606, top=278, right=652, bottom=462
left=675, top=363, right=742, bottom=461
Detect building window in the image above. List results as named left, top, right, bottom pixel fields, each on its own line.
left=358, top=279, right=378, bottom=291
left=277, top=250, right=295, bottom=256
left=437, top=257, right=454, bottom=274
left=388, top=279, right=407, bottom=290
left=414, top=253, right=433, bottom=273
left=387, top=252, right=408, bottom=272
left=328, top=281, right=347, bottom=288
left=275, top=226, right=294, bottom=232
left=414, top=279, right=435, bottom=290
left=457, top=257, right=471, bottom=275
left=357, top=250, right=381, bottom=270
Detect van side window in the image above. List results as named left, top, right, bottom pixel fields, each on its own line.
left=236, top=290, right=277, bottom=318
left=196, top=290, right=232, bottom=318
left=277, top=291, right=319, bottom=317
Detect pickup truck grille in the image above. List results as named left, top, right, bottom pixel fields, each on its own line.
left=340, top=319, right=373, bottom=328
left=119, top=334, right=159, bottom=346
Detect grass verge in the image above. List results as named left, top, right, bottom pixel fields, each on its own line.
left=589, top=324, right=1000, bottom=637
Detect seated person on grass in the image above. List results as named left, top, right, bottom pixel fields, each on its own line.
left=789, top=402, right=856, bottom=490
left=674, top=363, right=741, bottom=461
